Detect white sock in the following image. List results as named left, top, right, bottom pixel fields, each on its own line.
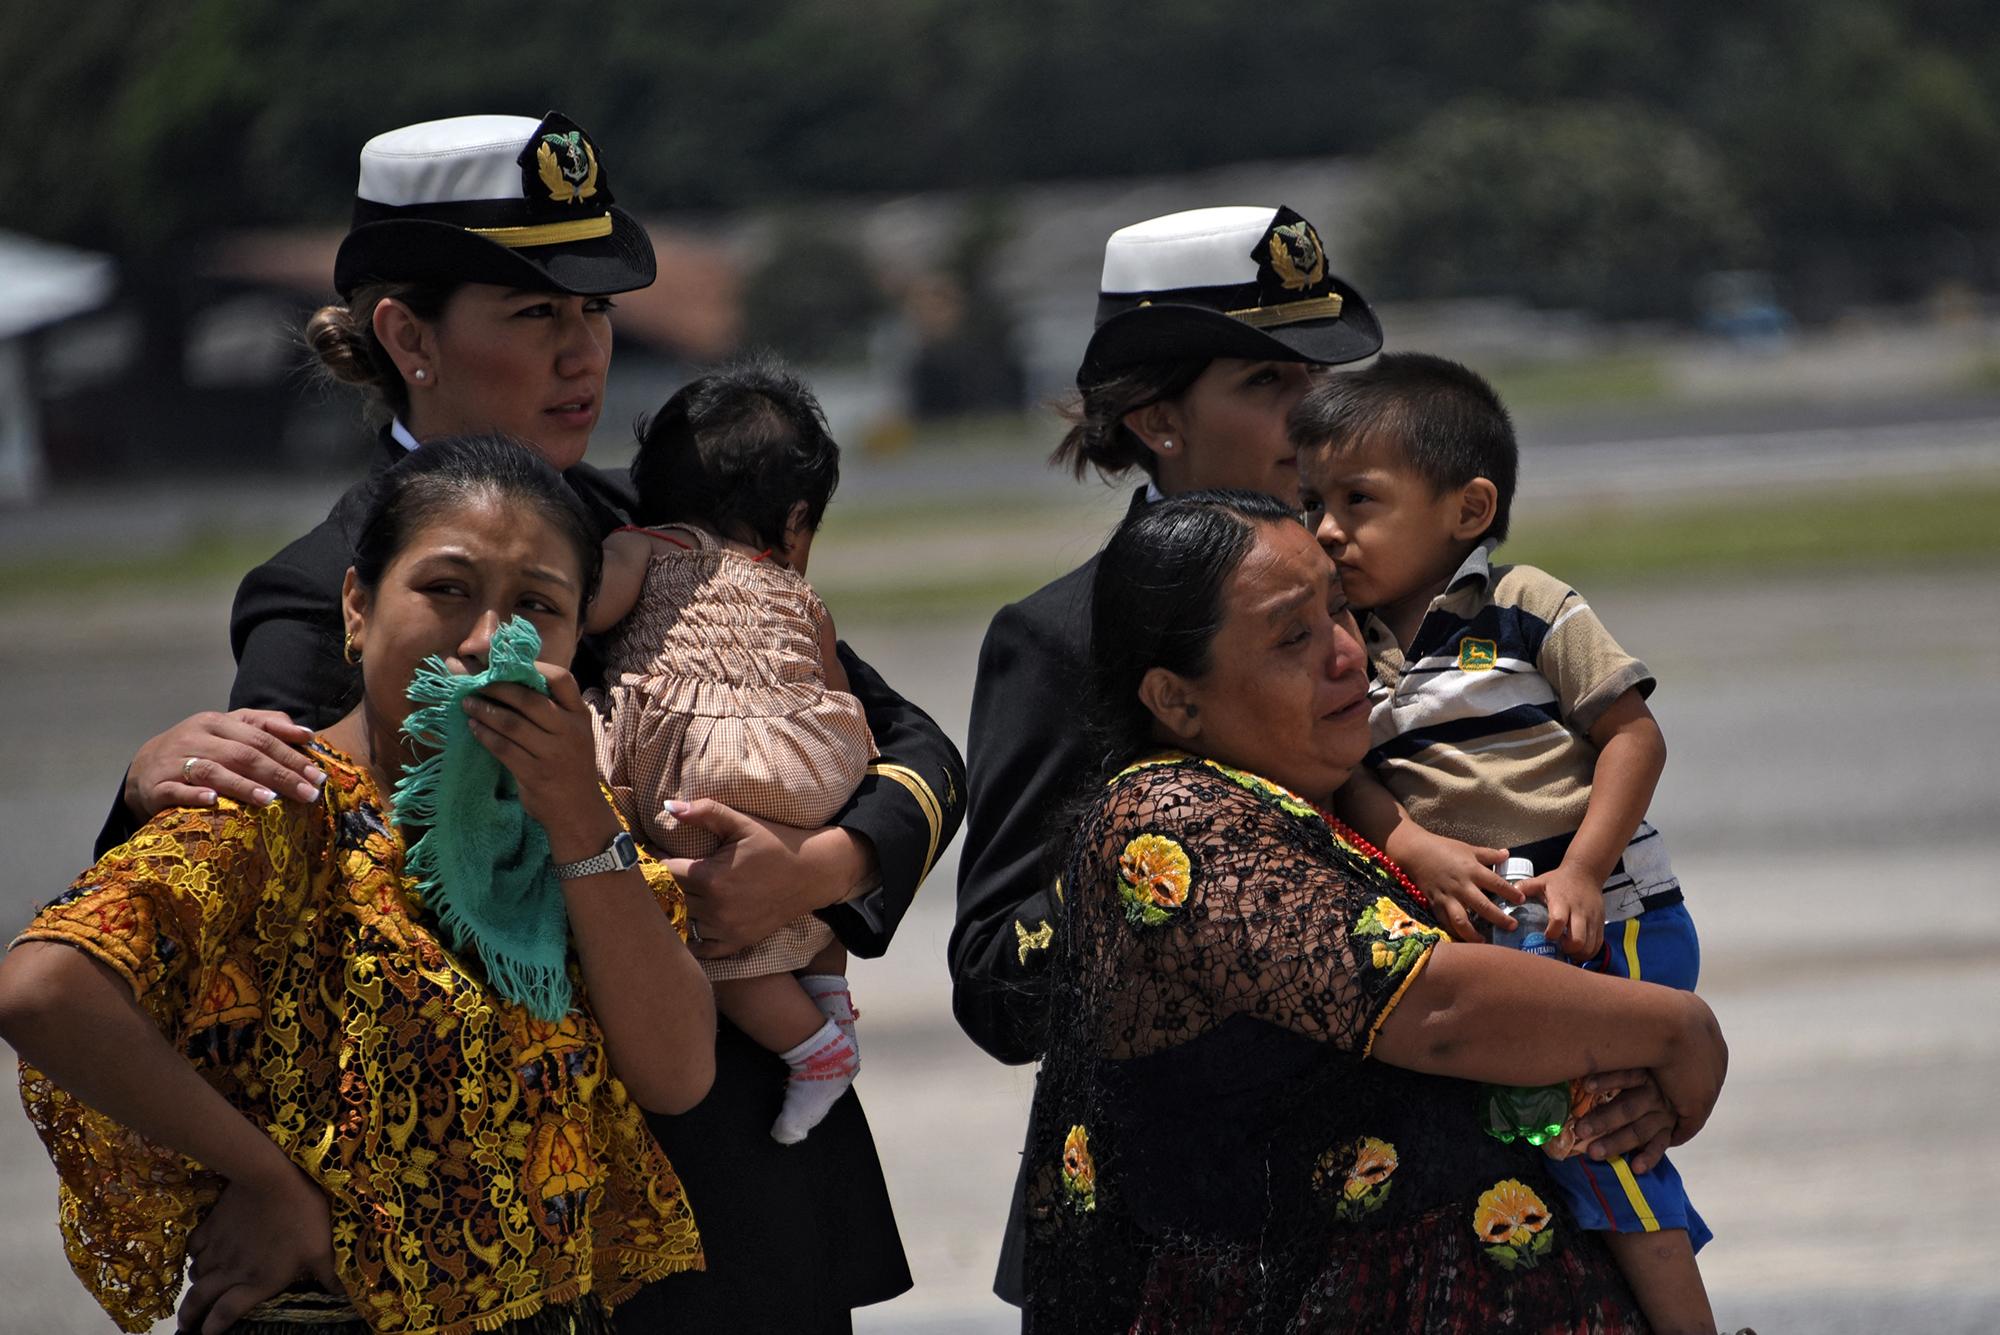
left=799, top=973, right=860, bottom=1053
left=771, top=1017, right=858, bottom=1145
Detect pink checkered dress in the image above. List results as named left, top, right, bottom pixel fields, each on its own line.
left=591, top=527, right=873, bottom=980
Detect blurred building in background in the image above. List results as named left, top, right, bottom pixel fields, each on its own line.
left=6, top=1, right=2000, bottom=489
left=0, top=233, right=115, bottom=501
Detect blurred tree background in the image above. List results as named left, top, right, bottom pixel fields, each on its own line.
left=7, top=0, right=1999, bottom=318
left=6, top=0, right=2000, bottom=476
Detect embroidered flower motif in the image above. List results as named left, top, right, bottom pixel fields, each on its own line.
left=1473, top=1178, right=1555, bottom=1270
left=1117, top=834, right=1192, bottom=926
left=1313, top=1136, right=1399, bottom=1220
left=1353, top=896, right=1441, bottom=975
left=1358, top=896, right=1425, bottom=940
left=524, top=1120, right=597, bottom=1241
left=1343, top=1137, right=1399, bottom=1199
left=185, top=958, right=263, bottom=1066
left=1062, top=1124, right=1098, bottom=1212
left=1014, top=918, right=1054, bottom=964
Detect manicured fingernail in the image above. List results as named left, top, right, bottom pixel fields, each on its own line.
left=664, top=800, right=690, bottom=816
left=304, top=766, right=327, bottom=787
left=198, top=790, right=217, bottom=806
left=296, top=781, right=322, bottom=801
left=252, top=787, right=277, bottom=805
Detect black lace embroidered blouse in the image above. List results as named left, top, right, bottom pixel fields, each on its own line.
left=1024, top=754, right=1647, bottom=1334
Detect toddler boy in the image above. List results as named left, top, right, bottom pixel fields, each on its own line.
left=1293, top=352, right=1713, bottom=1333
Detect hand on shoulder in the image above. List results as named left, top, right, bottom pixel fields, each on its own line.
left=124, top=710, right=325, bottom=822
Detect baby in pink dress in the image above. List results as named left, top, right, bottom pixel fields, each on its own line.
left=588, top=361, right=870, bottom=1144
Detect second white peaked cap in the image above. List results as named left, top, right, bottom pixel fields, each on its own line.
left=1098, top=206, right=1285, bottom=294
left=1078, top=204, right=1382, bottom=387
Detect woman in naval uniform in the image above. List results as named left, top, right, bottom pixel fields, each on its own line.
left=95, top=111, right=962, bottom=1334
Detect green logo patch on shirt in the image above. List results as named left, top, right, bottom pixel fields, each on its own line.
left=1457, top=639, right=1498, bottom=671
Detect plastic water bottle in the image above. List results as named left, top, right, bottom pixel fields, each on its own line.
left=1490, top=857, right=1559, bottom=959
left=1479, top=858, right=1570, bottom=1146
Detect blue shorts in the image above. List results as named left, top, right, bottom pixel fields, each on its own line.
left=1548, top=901, right=1711, bottom=1250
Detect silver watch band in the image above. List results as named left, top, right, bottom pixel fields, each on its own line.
left=554, top=831, right=638, bottom=881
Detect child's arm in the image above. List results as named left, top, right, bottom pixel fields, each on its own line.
left=1526, top=686, right=1666, bottom=960
left=814, top=600, right=852, bottom=696
left=584, top=530, right=652, bottom=635
left=1335, top=768, right=1520, bottom=943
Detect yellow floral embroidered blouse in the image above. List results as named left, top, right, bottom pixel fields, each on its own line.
left=15, top=742, right=701, bottom=1334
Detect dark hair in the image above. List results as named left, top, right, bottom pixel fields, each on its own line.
left=1289, top=351, right=1519, bottom=545
left=352, top=433, right=604, bottom=605
left=1086, top=488, right=1305, bottom=766
left=305, top=281, right=458, bottom=426
left=1049, top=358, right=1210, bottom=481
left=629, top=356, right=840, bottom=551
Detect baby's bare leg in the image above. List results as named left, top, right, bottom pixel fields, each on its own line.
left=713, top=973, right=829, bottom=1054
left=1605, top=1229, right=1715, bottom=1335
left=724, top=961, right=860, bottom=1146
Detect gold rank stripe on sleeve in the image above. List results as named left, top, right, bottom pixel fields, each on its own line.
left=866, top=761, right=945, bottom=882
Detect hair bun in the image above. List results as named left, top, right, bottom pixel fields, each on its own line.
left=306, top=303, right=380, bottom=389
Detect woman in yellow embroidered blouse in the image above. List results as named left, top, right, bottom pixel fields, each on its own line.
left=0, top=437, right=714, bottom=1335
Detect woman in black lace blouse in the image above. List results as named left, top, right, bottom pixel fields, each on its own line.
left=1025, top=491, right=1728, bottom=1334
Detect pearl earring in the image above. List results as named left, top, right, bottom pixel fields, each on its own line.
left=1160, top=438, right=1175, bottom=452
left=413, top=368, right=428, bottom=382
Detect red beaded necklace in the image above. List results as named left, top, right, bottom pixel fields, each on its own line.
left=1311, top=801, right=1428, bottom=908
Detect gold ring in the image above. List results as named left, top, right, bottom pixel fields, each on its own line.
left=182, top=756, right=199, bottom=784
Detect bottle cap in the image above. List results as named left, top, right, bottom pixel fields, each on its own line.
left=1498, top=857, right=1535, bottom=882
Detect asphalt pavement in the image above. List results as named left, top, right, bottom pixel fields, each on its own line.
left=2, top=427, right=1996, bottom=1331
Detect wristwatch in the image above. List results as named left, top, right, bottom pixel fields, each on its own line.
left=553, top=830, right=640, bottom=881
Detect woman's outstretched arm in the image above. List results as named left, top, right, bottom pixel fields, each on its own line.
left=0, top=942, right=339, bottom=1333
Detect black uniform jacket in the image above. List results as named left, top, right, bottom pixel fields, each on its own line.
left=94, top=428, right=965, bottom=1327
left=949, top=489, right=1146, bottom=1065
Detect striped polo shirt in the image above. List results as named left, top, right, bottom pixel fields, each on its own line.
left=1360, top=543, right=1682, bottom=923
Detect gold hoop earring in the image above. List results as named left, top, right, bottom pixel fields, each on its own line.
left=343, top=631, right=361, bottom=666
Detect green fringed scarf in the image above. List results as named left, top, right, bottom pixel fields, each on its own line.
left=391, top=616, right=572, bottom=1021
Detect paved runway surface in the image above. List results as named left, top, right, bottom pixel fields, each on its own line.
left=2, top=473, right=1995, bottom=1330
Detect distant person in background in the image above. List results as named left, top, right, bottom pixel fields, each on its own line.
left=0, top=437, right=714, bottom=1335
left=1298, top=354, right=1716, bottom=1332
left=90, top=112, right=963, bottom=1333
left=904, top=271, right=1026, bottom=418
left=588, top=360, right=871, bottom=1147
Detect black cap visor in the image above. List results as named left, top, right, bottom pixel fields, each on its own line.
left=333, top=206, right=655, bottom=298
left=1078, top=282, right=1382, bottom=389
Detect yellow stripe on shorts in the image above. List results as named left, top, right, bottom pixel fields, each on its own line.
left=1608, top=1155, right=1663, bottom=1232
left=1606, top=918, right=1660, bottom=1229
